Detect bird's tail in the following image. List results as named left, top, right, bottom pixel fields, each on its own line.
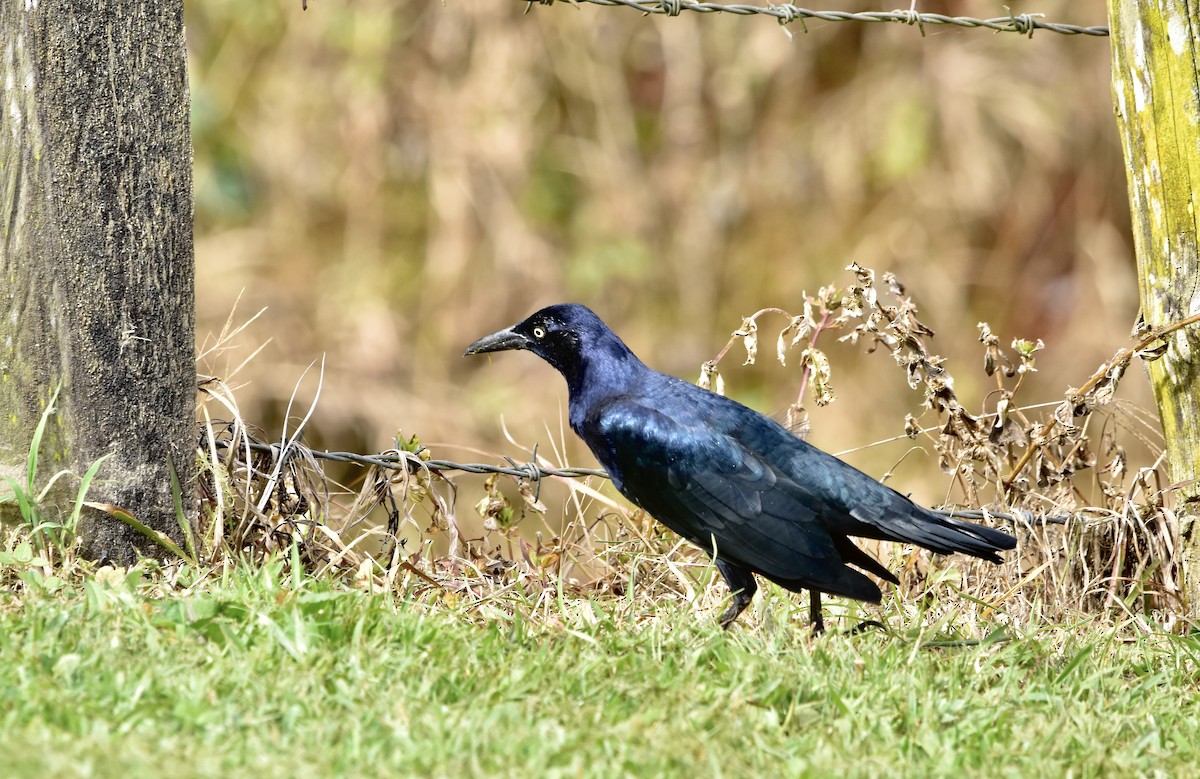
left=893, top=509, right=1016, bottom=563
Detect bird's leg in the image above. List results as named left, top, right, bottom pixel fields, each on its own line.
left=715, top=559, right=757, bottom=629
left=809, top=590, right=825, bottom=635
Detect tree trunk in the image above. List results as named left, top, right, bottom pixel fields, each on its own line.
left=1107, top=0, right=1200, bottom=604
left=0, top=2, right=196, bottom=565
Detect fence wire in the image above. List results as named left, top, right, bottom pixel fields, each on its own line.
left=212, top=436, right=1071, bottom=529
left=522, top=0, right=1109, bottom=37
left=217, top=437, right=608, bottom=481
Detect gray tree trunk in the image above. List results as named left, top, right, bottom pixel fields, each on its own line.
left=0, top=1, right=196, bottom=564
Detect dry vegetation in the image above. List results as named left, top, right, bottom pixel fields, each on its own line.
left=180, top=2, right=1180, bottom=632
left=190, top=261, right=1185, bottom=636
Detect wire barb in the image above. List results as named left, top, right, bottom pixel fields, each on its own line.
left=771, top=4, right=807, bottom=37
left=898, top=0, right=926, bottom=37
left=503, top=443, right=548, bottom=501
left=1006, top=7, right=1044, bottom=38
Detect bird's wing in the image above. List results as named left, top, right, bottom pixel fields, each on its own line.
left=758, top=422, right=1017, bottom=560
left=586, top=395, right=848, bottom=584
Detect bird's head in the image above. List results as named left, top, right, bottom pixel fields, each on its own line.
left=464, top=303, right=637, bottom=389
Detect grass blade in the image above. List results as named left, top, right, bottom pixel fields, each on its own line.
left=24, top=383, right=62, bottom=497
left=84, top=501, right=194, bottom=564
left=168, top=458, right=197, bottom=562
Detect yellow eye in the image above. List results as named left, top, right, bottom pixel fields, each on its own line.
left=533, top=327, right=546, bottom=339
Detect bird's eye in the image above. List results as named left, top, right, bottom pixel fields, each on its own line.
left=533, top=327, right=546, bottom=339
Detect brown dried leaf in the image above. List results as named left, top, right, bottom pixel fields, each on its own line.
left=777, top=316, right=811, bottom=366
left=883, top=271, right=905, bottom=297
left=697, top=362, right=726, bottom=395
left=1136, top=340, right=1169, bottom=362
left=988, top=398, right=1028, bottom=447
left=978, top=322, right=1004, bottom=377
left=802, top=347, right=835, bottom=406
left=734, top=317, right=758, bottom=365
left=518, top=480, right=547, bottom=514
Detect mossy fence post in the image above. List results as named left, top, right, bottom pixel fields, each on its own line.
left=1107, top=1, right=1200, bottom=607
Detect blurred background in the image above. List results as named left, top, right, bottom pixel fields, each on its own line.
left=186, top=0, right=1142, bottom=517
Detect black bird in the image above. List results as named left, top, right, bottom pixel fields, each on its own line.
left=465, top=304, right=1016, bottom=631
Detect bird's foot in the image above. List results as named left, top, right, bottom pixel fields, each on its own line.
left=808, top=618, right=885, bottom=637
left=716, top=561, right=757, bottom=629
left=718, top=597, right=752, bottom=630
left=843, top=619, right=886, bottom=636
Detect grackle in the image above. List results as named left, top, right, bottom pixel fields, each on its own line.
left=465, top=304, right=1016, bottom=632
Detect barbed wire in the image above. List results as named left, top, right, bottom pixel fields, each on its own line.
left=211, top=436, right=1073, bottom=528
left=522, top=0, right=1109, bottom=38
left=216, top=437, right=608, bottom=481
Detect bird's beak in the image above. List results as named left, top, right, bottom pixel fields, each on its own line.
left=463, top=326, right=531, bottom=356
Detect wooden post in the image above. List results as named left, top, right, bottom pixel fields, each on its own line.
left=1107, top=1, right=1200, bottom=603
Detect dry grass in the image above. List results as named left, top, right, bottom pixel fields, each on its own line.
left=187, top=262, right=1184, bottom=638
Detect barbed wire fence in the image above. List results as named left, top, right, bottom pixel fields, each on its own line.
left=211, top=434, right=1071, bottom=529
left=520, top=1, right=1109, bottom=38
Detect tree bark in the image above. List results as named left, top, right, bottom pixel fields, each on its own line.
left=0, top=1, right=196, bottom=564
left=1107, top=0, right=1200, bottom=604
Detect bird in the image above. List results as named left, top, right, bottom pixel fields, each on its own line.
left=464, top=303, right=1017, bottom=632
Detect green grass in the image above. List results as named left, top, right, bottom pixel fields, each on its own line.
left=2, top=552, right=1199, bottom=779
